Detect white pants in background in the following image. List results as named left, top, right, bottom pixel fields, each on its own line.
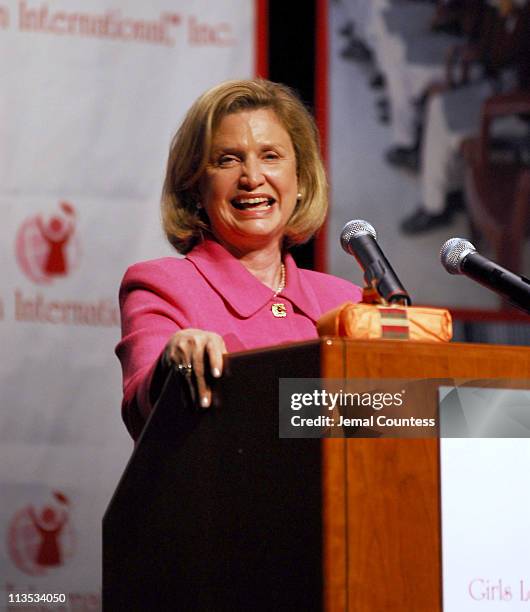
left=421, top=81, right=492, bottom=213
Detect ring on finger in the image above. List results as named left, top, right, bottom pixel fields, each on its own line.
left=177, top=363, right=193, bottom=378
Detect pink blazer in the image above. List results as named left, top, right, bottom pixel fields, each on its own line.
left=116, top=239, right=362, bottom=439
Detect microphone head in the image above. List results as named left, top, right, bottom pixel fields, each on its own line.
left=440, top=238, right=476, bottom=275
left=340, top=219, right=377, bottom=254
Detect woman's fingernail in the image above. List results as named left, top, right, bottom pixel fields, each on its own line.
left=201, top=396, right=210, bottom=408
left=212, top=367, right=221, bottom=378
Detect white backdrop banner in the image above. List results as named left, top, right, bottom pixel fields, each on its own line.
left=0, top=1, right=255, bottom=608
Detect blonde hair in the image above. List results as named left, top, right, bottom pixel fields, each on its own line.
left=161, top=78, right=328, bottom=253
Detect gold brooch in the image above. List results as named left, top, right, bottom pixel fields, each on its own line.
left=271, top=303, right=287, bottom=318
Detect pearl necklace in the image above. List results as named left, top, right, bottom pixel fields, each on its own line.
left=271, top=263, right=287, bottom=317
left=272, top=263, right=286, bottom=297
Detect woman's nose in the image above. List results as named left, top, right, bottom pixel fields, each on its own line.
left=239, top=157, right=265, bottom=189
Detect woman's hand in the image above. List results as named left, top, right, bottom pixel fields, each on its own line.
left=164, top=329, right=226, bottom=409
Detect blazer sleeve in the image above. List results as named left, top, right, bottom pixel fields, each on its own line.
left=115, top=260, right=193, bottom=440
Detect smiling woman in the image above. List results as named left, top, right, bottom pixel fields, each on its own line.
left=201, top=108, right=299, bottom=254
left=115, top=78, right=362, bottom=440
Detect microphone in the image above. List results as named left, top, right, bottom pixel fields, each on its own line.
left=440, top=238, right=530, bottom=314
left=340, top=220, right=411, bottom=305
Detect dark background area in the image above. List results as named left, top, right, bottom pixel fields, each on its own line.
left=268, top=0, right=317, bottom=270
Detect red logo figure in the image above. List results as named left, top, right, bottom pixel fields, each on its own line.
left=15, top=202, right=80, bottom=284
left=7, top=491, right=75, bottom=576
left=28, top=504, right=67, bottom=567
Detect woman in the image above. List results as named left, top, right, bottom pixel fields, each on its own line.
left=116, top=79, right=362, bottom=440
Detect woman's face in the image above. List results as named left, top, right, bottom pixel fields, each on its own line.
left=200, top=108, right=298, bottom=255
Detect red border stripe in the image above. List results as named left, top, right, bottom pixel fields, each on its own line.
left=448, top=307, right=530, bottom=323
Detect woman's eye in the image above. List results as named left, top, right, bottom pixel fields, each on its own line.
left=218, top=155, right=238, bottom=166
left=264, top=151, right=279, bottom=160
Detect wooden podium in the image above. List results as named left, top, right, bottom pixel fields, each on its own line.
left=103, top=338, right=530, bottom=611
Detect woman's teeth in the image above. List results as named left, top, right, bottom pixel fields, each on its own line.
left=232, top=198, right=274, bottom=210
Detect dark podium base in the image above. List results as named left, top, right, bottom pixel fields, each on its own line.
left=103, top=341, right=324, bottom=611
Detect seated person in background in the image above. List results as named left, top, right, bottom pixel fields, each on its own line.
left=401, top=0, right=530, bottom=234
left=115, top=78, right=363, bottom=440
left=377, top=0, right=482, bottom=168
